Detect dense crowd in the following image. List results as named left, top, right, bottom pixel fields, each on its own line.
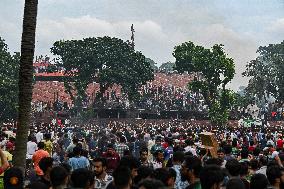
left=0, top=119, right=284, bottom=189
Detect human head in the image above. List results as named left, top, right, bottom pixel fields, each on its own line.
left=140, top=148, right=149, bottom=162
left=39, top=157, right=54, bottom=175
left=50, top=166, right=69, bottom=188
left=172, top=151, right=185, bottom=164
left=119, top=156, right=140, bottom=178
left=250, top=173, right=269, bottom=189
left=37, top=142, right=45, bottom=149
left=93, top=157, right=107, bottom=177
left=3, top=167, right=24, bottom=189
left=155, top=150, right=164, bottom=162
left=180, top=156, right=202, bottom=182
left=266, top=165, right=284, bottom=187
left=72, top=146, right=82, bottom=156
left=226, top=179, right=245, bottom=189
left=138, top=178, right=164, bottom=189
left=71, top=168, right=94, bottom=188
left=113, top=166, right=132, bottom=189
left=151, top=168, right=173, bottom=187
left=225, top=159, right=241, bottom=177
left=199, top=165, right=224, bottom=189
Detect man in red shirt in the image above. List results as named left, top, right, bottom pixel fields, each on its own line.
left=32, top=142, right=50, bottom=176
left=276, top=135, right=283, bottom=149
left=102, top=144, right=120, bottom=175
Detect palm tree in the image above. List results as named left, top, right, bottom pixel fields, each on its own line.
left=13, top=0, right=39, bottom=169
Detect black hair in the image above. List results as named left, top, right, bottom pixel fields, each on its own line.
left=225, top=159, right=241, bottom=177
left=226, top=179, right=245, bottom=189
left=250, top=159, right=259, bottom=170
left=138, top=178, right=165, bottom=189
left=134, top=166, right=153, bottom=185
left=184, top=156, right=202, bottom=178
left=119, top=156, right=140, bottom=170
left=71, top=168, right=94, bottom=188
left=172, top=151, right=184, bottom=163
left=239, top=162, right=249, bottom=177
left=140, top=147, right=149, bottom=154
left=37, top=142, right=45, bottom=149
left=50, top=166, right=69, bottom=187
left=3, top=167, right=24, bottom=189
left=240, top=148, right=249, bottom=159
left=93, top=157, right=107, bottom=167
left=39, top=157, right=54, bottom=174
left=266, top=165, right=283, bottom=185
left=151, top=168, right=171, bottom=186
left=250, top=173, right=269, bottom=189
left=72, top=146, right=82, bottom=156
left=113, top=166, right=132, bottom=189
left=199, top=165, right=224, bottom=189
left=223, top=144, right=232, bottom=155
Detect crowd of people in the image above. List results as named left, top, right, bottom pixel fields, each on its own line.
left=0, top=118, right=284, bottom=189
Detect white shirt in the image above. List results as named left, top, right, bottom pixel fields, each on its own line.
left=36, top=132, right=43, bottom=143
left=26, top=141, right=37, bottom=159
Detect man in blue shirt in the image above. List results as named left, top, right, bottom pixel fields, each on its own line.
left=68, top=146, right=90, bottom=171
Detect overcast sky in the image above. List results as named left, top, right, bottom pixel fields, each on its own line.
left=1, top=0, right=284, bottom=90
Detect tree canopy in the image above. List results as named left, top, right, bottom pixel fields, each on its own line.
left=159, top=61, right=175, bottom=73
left=243, top=41, right=284, bottom=103
left=0, top=37, right=20, bottom=122
left=173, top=41, right=235, bottom=125
left=51, top=36, right=154, bottom=107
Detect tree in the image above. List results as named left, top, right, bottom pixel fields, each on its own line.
left=51, top=36, right=154, bottom=108
left=159, top=61, right=175, bottom=73
left=13, top=0, right=38, bottom=169
left=145, top=57, right=158, bottom=72
left=0, top=38, right=20, bottom=123
left=243, top=41, right=284, bottom=103
left=173, top=41, right=235, bottom=125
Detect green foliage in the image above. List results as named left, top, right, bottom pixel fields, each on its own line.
left=173, top=41, right=235, bottom=125
left=51, top=36, right=154, bottom=106
left=145, top=57, right=158, bottom=72
left=243, top=41, right=284, bottom=102
left=159, top=62, right=175, bottom=73
left=0, top=37, right=20, bottom=122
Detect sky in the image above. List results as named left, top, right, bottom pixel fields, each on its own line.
left=0, top=0, right=284, bottom=90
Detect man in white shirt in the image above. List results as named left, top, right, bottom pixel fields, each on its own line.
left=26, top=136, right=38, bottom=168
left=93, top=157, right=113, bottom=189
left=36, top=130, right=44, bottom=143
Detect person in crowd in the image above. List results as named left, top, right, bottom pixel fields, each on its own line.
left=93, top=157, right=113, bottom=189
left=137, top=178, right=165, bottom=189
left=68, top=146, right=90, bottom=171
left=266, top=164, right=284, bottom=189
left=70, top=168, right=95, bottom=189
left=50, top=166, right=69, bottom=189
left=115, top=136, right=129, bottom=158
left=225, top=159, right=241, bottom=179
left=151, top=168, right=175, bottom=188
left=37, top=157, right=54, bottom=188
left=108, top=166, right=132, bottom=189
left=119, top=156, right=140, bottom=180
left=226, top=178, right=246, bottom=189
left=250, top=173, right=269, bottom=189
left=102, top=144, right=120, bottom=175
left=66, top=138, right=79, bottom=155
left=199, top=165, right=224, bottom=189
left=139, top=148, right=153, bottom=168
left=26, top=136, right=37, bottom=167
left=3, top=167, right=24, bottom=189
left=152, top=150, right=165, bottom=169
left=171, top=151, right=188, bottom=189
left=32, top=142, right=50, bottom=176
left=180, top=156, right=202, bottom=189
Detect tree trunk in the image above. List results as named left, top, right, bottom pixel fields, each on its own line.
left=13, top=0, right=38, bottom=169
